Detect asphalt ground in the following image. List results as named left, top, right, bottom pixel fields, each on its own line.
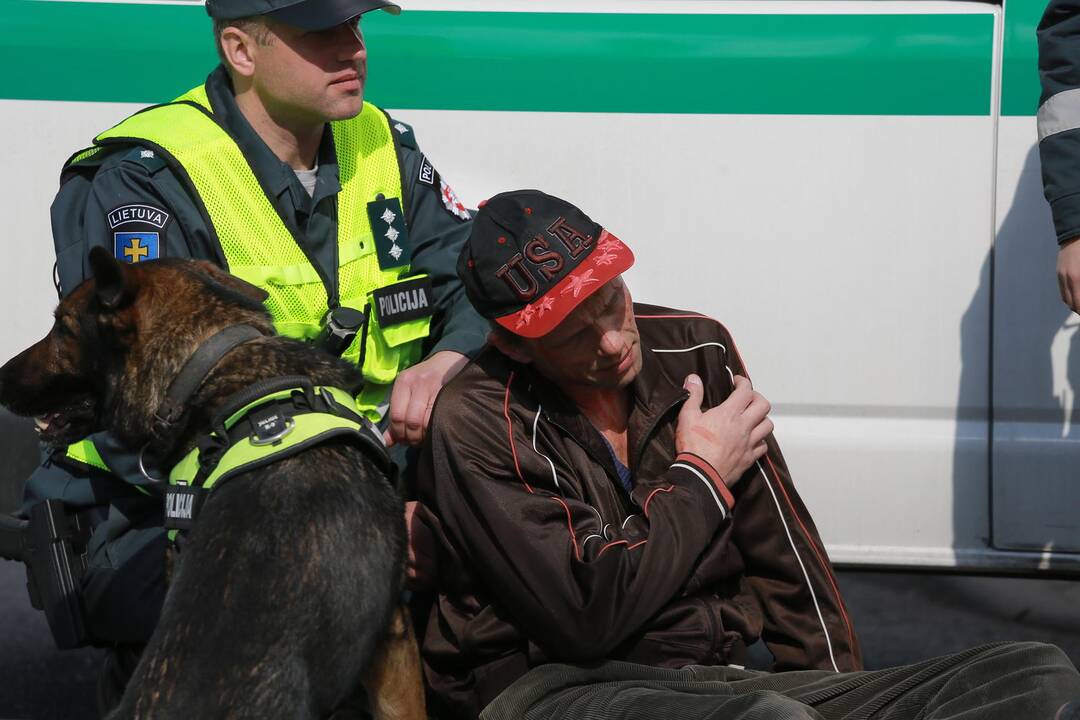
left=0, top=562, right=1077, bottom=720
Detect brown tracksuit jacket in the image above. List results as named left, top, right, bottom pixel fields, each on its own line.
left=416, top=303, right=862, bottom=719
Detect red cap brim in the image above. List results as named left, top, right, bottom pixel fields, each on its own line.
left=495, top=230, right=635, bottom=338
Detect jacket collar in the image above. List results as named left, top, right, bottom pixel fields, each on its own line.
left=522, top=366, right=621, bottom=484
left=520, top=327, right=688, bottom=472
left=626, top=343, right=689, bottom=463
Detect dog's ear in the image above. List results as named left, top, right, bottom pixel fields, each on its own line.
left=191, top=260, right=270, bottom=306
left=89, top=247, right=135, bottom=310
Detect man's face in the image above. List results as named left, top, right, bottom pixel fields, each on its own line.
left=518, top=277, right=643, bottom=392
left=250, top=18, right=367, bottom=125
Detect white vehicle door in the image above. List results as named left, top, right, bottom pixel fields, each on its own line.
left=992, top=0, right=1080, bottom=559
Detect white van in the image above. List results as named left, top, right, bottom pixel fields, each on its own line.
left=1, top=0, right=1074, bottom=574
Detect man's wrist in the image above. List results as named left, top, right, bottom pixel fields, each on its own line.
left=671, top=452, right=736, bottom=514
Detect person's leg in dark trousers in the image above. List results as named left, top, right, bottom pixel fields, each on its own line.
left=481, top=661, right=824, bottom=720
left=84, top=523, right=167, bottom=716
left=789, top=641, right=1079, bottom=719
left=481, top=642, right=1080, bottom=720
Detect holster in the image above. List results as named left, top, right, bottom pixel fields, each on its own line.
left=0, top=500, right=92, bottom=649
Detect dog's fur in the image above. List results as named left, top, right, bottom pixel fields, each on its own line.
left=0, top=249, right=425, bottom=720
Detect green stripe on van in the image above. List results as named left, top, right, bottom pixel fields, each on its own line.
left=1001, top=0, right=1042, bottom=117
left=2, top=1, right=993, bottom=115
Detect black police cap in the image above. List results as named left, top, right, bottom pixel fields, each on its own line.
left=206, top=0, right=400, bottom=31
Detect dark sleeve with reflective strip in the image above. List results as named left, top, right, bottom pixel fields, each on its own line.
left=1038, top=0, right=1080, bottom=244
left=395, top=126, right=489, bottom=359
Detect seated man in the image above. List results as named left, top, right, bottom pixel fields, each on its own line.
left=413, top=189, right=1080, bottom=720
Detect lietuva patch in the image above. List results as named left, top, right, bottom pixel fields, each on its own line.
left=372, top=276, right=434, bottom=328
left=367, top=197, right=411, bottom=270
left=108, top=204, right=170, bottom=231
left=108, top=203, right=169, bottom=263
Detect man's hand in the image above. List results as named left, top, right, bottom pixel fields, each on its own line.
left=675, top=374, right=773, bottom=488
left=405, top=501, right=437, bottom=592
left=386, top=350, right=469, bottom=447
left=1058, top=237, right=1080, bottom=314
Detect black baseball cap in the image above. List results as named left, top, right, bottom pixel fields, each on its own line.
left=458, top=190, right=634, bottom=338
left=205, top=0, right=400, bottom=31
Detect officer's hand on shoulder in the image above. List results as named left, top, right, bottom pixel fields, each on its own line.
left=385, top=350, right=470, bottom=447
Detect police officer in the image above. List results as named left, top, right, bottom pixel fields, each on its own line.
left=24, top=0, right=487, bottom=707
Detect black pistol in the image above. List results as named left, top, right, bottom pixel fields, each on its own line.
left=0, top=500, right=91, bottom=649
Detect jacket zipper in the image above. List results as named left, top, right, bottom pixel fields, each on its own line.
left=541, top=389, right=688, bottom=513
left=630, top=391, right=688, bottom=480
left=540, top=411, right=632, bottom=511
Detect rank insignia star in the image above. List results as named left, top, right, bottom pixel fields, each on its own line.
left=367, top=196, right=411, bottom=270
left=537, top=296, right=555, bottom=317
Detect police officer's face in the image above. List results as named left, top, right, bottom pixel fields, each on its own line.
left=521, top=277, right=643, bottom=391
left=251, top=18, right=368, bottom=124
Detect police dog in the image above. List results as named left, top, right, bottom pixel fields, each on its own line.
left=0, top=248, right=425, bottom=720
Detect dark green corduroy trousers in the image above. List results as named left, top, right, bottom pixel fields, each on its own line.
left=481, top=642, right=1079, bottom=720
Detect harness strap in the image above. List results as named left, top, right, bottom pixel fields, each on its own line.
left=217, top=389, right=367, bottom=453
left=164, top=379, right=393, bottom=536
left=151, top=325, right=265, bottom=443
left=193, top=377, right=370, bottom=486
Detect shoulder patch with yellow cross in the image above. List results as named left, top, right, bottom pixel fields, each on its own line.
left=107, top=202, right=169, bottom=263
